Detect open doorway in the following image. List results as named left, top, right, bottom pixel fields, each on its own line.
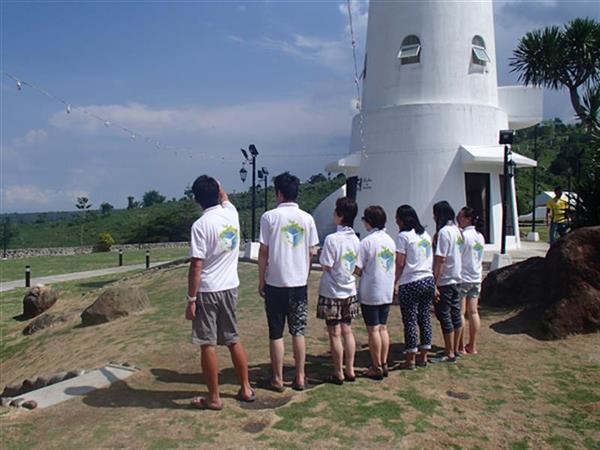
left=464, top=172, right=491, bottom=243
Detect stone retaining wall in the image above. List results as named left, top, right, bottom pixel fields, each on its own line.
left=3, top=242, right=189, bottom=259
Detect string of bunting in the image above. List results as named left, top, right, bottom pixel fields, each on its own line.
left=2, top=70, right=349, bottom=163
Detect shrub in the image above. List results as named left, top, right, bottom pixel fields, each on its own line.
left=95, top=232, right=115, bottom=252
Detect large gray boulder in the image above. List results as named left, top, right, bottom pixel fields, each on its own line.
left=482, top=226, right=600, bottom=339
left=22, top=286, right=59, bottom=319
left=80, top=287, right=150, bottom=326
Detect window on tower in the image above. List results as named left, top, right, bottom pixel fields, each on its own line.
left=398, top=35, right=421, bottom=65
left=472, top=35, right=490, bottom=65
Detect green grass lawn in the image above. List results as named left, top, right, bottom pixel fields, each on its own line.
left=0, top=247, right=188, bottom=283
left=1, top=262, right=599, bottom=449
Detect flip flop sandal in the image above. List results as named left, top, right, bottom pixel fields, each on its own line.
left=344, top=373, right=356, bottom=382
left=292, top=380, right=306, bottom=391
left=465, top=344, right=478, bottom=355
left=257, top=378, right=285, bottom=393
left=323, top=374, right=344, bottom=385
left=190, top=397, right=223, bottom=411
left=362, top=366, right=384, bottom=380
left=399, top=362, right=416, bottom=370
left=236, top=388, right=256, bottom=403
left=382, top=363, right=389, bottom=377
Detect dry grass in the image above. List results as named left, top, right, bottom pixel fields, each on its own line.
left=0, top=263, right=599, bottom=450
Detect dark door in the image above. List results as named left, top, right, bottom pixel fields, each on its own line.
left=464, top=172, right=491, bottom=243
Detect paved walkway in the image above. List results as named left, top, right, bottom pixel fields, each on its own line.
left=483, top=241, right=549, bottom=264
left=0, top=261, right=170, bottom=294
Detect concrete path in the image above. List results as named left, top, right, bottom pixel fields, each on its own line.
left=483, top=241, right=549, bottom=264
left=0, top=261, right=170, bottom=294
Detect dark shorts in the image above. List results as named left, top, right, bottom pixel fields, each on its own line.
left=316, top=295, right=360, bottom=326
left=192, top=288, right=239, bottom=346
left=434, top=284, right=462, bottom=334
left=360, top=303, right=391, bottom=327
left=265, top=285, right=308, bottom=340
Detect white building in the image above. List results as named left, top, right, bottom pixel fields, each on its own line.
left=317, top=0, right=543, bottom=249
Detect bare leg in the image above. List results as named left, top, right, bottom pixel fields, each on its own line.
left=341, top=322, right=356, bottom=378
left=405, top=351, right=416, bottom=365
left=379, top=325, right=390, bottom=367
left=417, top=348, right=428, bottom=365
left=453, top=328, right=462, bottom=356
left=269, top=338, right=285, bottom=388
left=457, top=297, right=466, bottom=352
left=228, top=342, right=253, bottom=398
left=201, top=345, right=221, bottom=407
left=466, top=296, right=481, bottom=353
left=327, top=324, right=344, bottom=379
left=367, top=325, right=382, bottom=368
left=443, top=331, right=455, bottom=358
left=292, top=335, right=306, bottom=385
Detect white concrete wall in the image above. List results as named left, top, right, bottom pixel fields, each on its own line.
left=362, top=0, right=498, bottom=111
left=312, top=185, right=346, bottom=242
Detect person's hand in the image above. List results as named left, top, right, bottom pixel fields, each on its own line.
left=217, top=181, right=228, bottom=203
left=434, top=288, right=441, bottom=304
left=258, top=280, right=266, bottom=299
left=185, top=302, right=196, bottom=320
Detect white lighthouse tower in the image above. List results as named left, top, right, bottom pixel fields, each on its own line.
left=317, top=0, right=542, bottom=249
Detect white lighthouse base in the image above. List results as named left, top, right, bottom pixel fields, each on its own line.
left=490, top=253, right=513, bottom=271
left=526, top=232, right=540, bottom=242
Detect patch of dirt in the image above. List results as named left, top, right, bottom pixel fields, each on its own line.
left=238, top=395, right=293, bottom=410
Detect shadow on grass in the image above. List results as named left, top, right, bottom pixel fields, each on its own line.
left=74, top=279, right=120, bottom=290
left=489, top=307, right=547, bottom=340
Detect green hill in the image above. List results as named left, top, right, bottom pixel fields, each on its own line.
left=1, top=176, right=345, bottom=249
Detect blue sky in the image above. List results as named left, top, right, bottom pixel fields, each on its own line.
left=1, top=0, right=598, bottom=213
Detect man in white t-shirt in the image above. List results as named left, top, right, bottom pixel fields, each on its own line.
left=186, top=175, right=254, bottom=410
left=258, top=172, right=319, bottom=392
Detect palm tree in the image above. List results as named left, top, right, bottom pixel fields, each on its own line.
left=510, top=18, right=600, bottom=133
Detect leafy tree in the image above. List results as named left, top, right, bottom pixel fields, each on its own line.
left=127, top=196, right=140, bottom=209
left=142, top=190, right=166, bottom=207
left=308, top=173, right=327, bottom=184
left=182, top=185, right=194, bottom=201
left=100, top=202, right=114, bottom=215
left=510, top=18, right=600, bottom=134
left=75, top=196, right=92, bottom=246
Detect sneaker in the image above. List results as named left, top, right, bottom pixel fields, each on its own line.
left=430, top=355, right=457, bottom=364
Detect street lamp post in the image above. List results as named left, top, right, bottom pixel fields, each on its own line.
left=499, top=130, right=515, bottom=255
left=241, top=145, right=259, bottom=241
left=258, top=167, right=269, bottom=212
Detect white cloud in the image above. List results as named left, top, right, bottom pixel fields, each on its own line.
left=227, top=34, right=245, bottom=43
left=11, top=129, right=48, bottom=147
left=2, top=185, right=50, bottom=206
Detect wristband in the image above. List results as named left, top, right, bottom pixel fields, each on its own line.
left=186, top=294, right=197, bottom=303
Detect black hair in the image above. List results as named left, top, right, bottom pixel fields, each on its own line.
left=554, top=185, right=562, bottom=194
left=191, top=175, right=219, bottom=209
left=460, top=206, right=485, bottom=235
left=335, top=197, right=358, bottom=227
left=363, top=205, right=386, bottom=230
left=396, top=204, right=425, bottom=234
left=273, top=172, right=300, bottom=202
left=433, top=201, right=456, bottom=232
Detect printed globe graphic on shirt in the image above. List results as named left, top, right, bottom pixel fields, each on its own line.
left=281, top=221, right=305, bottom=248
left=341, top=250, right=358, bottom=274
left=377, top=247, right=395, bottom=273
left=473, top=242, right=484, bottom=262
left=417, top=238, right=432, bottom=260
left=218, top=225, right=239, bottom=252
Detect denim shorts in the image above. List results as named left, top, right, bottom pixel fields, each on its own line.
left=360, top=303, right=391, bottom=327
left=459, top=282, right=481, bottom=298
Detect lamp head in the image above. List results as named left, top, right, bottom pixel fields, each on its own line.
left=249, top=144, right=259, bottom=157
left=239, top=167, right=248, bottom=182
left=499, top=130, right=514, bottom=145
left=240, top=148, right=249, bottom=161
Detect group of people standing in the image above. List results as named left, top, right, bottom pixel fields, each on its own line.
left=184, top=171, right=485, bottom=410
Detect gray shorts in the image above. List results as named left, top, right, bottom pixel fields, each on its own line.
left=192, top=288, right=239, bottom=346
left=459, top=283, right=481, bottom=298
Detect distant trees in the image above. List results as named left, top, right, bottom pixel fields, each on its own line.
left=308, top=173, right=327, bottom=184
left=100, top=202, right=114, bottom=215
left=142, top=190, right=166, bottom=207
left=127, top=196, right=140, bottom=209
left=1, top=217, right=18, bottom=257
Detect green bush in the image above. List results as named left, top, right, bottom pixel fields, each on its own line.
left=95, top=232, right=115, bottom=252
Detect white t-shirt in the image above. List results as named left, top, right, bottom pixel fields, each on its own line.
left=318, top=226, right=360, bottom=299
left=396, top=229, right=433, bottom=285
left=435, top=222, right=463, bottom=286
left=460, top=226, right=485, bottom=283
left=356, top=228, right=396, bottom=305
left=189, top=201, right=240, bottom=293
left=259, top=202, right=319, bottom=288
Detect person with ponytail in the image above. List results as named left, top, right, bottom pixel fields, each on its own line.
left=431, top=201, right=463, bottom=363
left=394, top=205, right=435, bottom=369
left=456, top=206, right=485, bottom=355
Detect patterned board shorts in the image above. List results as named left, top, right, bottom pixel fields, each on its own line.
left=316, top=295, right=360, bottom=325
